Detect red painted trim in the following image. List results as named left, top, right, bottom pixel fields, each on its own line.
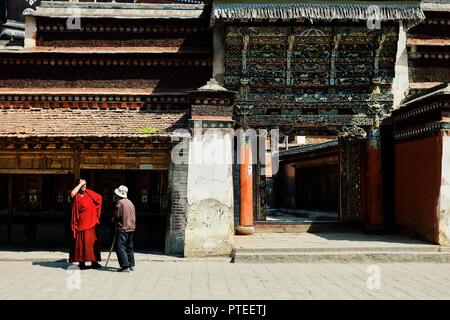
left=359, top=140, right=368, bottom=223
left=239, top=140, right=254, bottom=227
left=367, top=144, right=383, bottom=225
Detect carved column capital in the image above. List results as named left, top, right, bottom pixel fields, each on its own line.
left=335, top=125, right=368, bottom=139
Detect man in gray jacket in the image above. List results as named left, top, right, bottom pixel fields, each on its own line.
left=113, top=185, right=136, bottom=273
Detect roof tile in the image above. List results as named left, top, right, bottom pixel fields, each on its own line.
left=0, top=109, right=188, bottom=138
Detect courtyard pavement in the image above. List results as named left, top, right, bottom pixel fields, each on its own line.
left=1, top=260, right=450, bottom=300
left=0, top=232, right=442, bottom=262
left=1, top=232, right=450, bottom=300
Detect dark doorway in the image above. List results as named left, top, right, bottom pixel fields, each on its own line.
left=0, top=170, right=169, bottom=251
left=0, top=174, right=74, bottom=247
left=295, top=164, right=339, bottom=214
left=273, top=138, right=340, bottom=220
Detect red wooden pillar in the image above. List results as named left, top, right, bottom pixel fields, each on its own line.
left=367, top=125, right=384, bottom=228
left=236, top=134, right=255, bottom=235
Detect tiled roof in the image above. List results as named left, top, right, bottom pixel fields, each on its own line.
left=280, top=140, right=339, bottom=160
left=0, top=109, right=188, bottom=138
left=402, top=82, right=450, bottom=106
left=25, top=1, right=206, bottom=19
left=212, top=1, right=425, bottom=29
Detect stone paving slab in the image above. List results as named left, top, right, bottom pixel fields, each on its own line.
left=233, top=252, right=450, bottom=263
left=1, top=261, right=450, bottom=300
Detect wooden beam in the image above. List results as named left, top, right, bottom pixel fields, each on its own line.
left=80, top=164, right=169, bottom=171
left=295, top=155, right=339, bottom=169
left=0, top=169, right=73, bottom=174
left=74, top=148, right=81, bottom=180
left=407, top=38, right=450, bottom=46
left=410, top=82, right=444, bottom=90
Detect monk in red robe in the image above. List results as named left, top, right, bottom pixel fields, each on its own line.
left=69, top=178, right=102, bottom=269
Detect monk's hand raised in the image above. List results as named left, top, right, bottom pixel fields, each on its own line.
left=79, top=179, right=86, bottom=186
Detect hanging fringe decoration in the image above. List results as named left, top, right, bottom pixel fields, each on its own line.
left=212, top=1, right=425, bottom=29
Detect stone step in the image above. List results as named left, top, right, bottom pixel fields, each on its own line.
left=235, top=244, right=441, bottom=253
left=254, top=222, right=346, bottom=233
left=232, top=251, right=450, bottom=263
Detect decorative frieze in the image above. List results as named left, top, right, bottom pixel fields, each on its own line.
left=394, top=122, right=450, bottom=140
left=189, top=120, right=234, bottom=129
left=0, top=58, right=212, bottom=67
left=392, top=84, right=450, bottom=141
left=241, top=115, right=374, bottom=128
left=329, top=33, right=341, bottom=87
left=373, top=34, right=387, bottom=84
left=224, top=24, right=398, bottom=130
left=424, top=19, right=450, bottom=26
left=286, top=35, right=295, bottom=86
left=0, top=94, right=190, bottom=111
left=37, top=23, right=209, bottom=34
left=0, top=137, right=171, bottom=150
left=392, top=101, right=444, bottom=123
left=335, top=125, right=368, bottom=139
left=408, top=52, right=450, bottom=59
left=339, top=139, right=362, bottom=222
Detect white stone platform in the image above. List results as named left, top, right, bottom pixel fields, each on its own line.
left=233, top=232, right=450, bottom=263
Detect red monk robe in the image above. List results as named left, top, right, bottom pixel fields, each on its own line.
left=69, top=189, right=102, bottom=263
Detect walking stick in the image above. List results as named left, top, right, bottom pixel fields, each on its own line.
left=105, top=228, right=117, bottom=267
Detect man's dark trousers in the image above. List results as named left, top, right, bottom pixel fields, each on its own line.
left=116, top=231, right=135, bottom=268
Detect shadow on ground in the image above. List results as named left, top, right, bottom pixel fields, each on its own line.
left=32, top=260, right=119, bottom=272
left=32, top=260, right=71, bottom=270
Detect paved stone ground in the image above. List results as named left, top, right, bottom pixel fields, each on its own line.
left=0, top=250, right=230, bottom=262
left=1, top=260, right=450, bottom=300
left=0, top=233, right=441, bottom=263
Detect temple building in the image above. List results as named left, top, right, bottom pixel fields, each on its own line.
left=0, top=0, right=448, bottom=256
